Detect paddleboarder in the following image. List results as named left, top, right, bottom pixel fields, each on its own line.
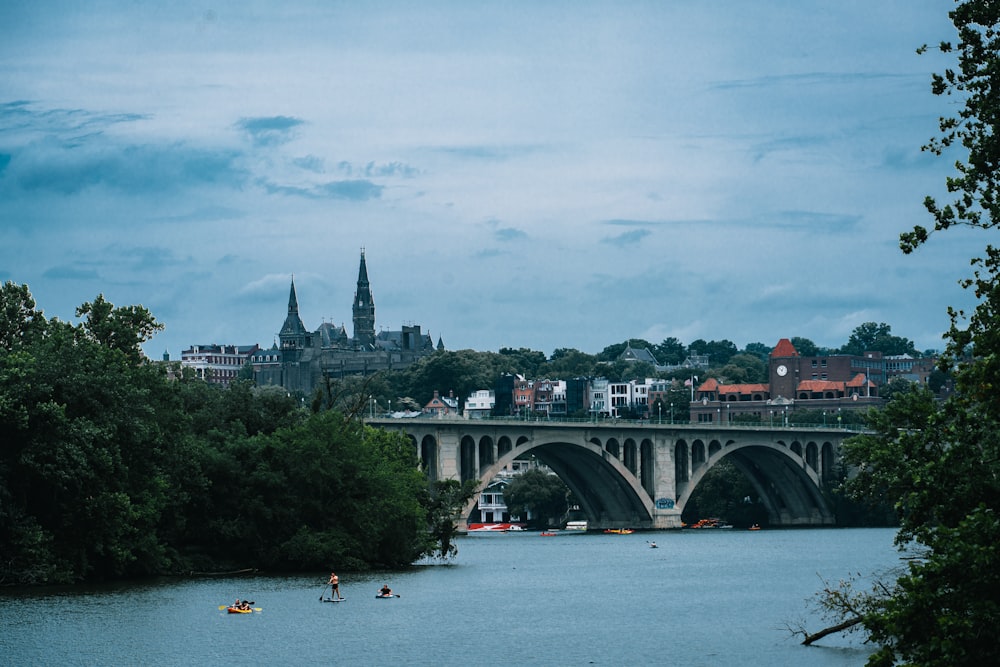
left=328, top=572, right=343, bottom=600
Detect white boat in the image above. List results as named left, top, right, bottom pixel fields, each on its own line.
left=565, top=521, right=588, bottom=531
left=466, top=522, right=525, bottom=533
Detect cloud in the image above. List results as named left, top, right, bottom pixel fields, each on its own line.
left=709, top=71, right=913, bottom=92
left=494, top=227, right=527, bottom=242
left=332, top=159, right=420, bottom=178
left=262, top=179, right=384, bottom=201
left=42, top=265, right=100, bottom=281
left=236, top=116, right=304, bottom=147
left=3, top=138, right=247, bottom=195
left=602, top=228, right=651, bottom=246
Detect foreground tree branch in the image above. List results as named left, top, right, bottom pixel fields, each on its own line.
left=797, top=616, right=864, bottom=646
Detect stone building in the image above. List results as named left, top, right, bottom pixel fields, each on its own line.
left=251, top=251, right=441, bottom=395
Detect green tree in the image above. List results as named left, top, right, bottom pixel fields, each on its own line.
left=789, top=336, right=820, bottom=357
left=688, top=339, right=738, bottom=365
left=718, top=353, right=767, bottom=384
left=655, top=337, right=687, bottom=365
left=0, top=281, right=46, bottom=352
left=424, top=479, right=480, bottom=559
left=804, top=5, right=1000, bottom=664
left=839, top=322, right=916, bottom=357
left=503, top=468, right=570, bottom=528
left=543, top=348, right=599, bottom=378
left=498, top=347, right=547, bottom=378
left=742, top=341, right=771, bottom=360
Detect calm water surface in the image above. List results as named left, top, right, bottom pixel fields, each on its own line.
left=0, top=528, right=902, bottom=666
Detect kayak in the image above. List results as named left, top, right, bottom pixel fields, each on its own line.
left=375, top=594, right=396, bottom=599
left=227, top=606, right=253, bottom=614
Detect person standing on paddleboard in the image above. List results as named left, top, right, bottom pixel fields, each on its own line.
left=328, top=572, right=343, bottom=600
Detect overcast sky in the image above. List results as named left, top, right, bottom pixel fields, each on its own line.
left=0, top=1, right=982, bottom=360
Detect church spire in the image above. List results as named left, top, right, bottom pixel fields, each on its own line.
left=279, top=275, right=308, bottom=357
left=287, top=275, right=300, bottom=315
left=353, top=249, right=376, bottom=349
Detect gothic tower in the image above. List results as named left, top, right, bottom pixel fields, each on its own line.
left=279, top=276, right=309, bottom=361
left=352, top=250, right=376, bottom=349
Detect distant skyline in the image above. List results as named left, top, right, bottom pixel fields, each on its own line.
left=0, top=1, right=983, bottom=359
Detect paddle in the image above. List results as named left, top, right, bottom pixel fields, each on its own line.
left=319, top=584, right=329, bottom=601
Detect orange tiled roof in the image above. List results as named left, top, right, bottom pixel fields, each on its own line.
left=697, top=378, right=719, bottom=391
left=846, top=373, right=874, bottom=388
left=771, top=338, right=798, bottom=358
left=719, top=383, right=770, bottom=395
left=796, top=380, right=843, bottom=392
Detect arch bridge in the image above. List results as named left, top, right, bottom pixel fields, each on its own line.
left=370, top=418, right=853, bottom=530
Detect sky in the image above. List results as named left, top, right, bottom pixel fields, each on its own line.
left=0, top=1, right=984, bottom=361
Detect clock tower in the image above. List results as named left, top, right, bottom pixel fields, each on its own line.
left=769, top=338, right=799, bottom=399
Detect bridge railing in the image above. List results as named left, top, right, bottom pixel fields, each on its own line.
left=370, top=414, right=864, bottom=432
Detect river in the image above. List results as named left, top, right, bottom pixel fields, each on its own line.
left=0, top=527, right=902, bottom=666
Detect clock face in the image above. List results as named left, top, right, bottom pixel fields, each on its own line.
left=776, top=364, right=788, bottom=377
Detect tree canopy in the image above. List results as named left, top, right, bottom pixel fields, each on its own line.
left=807, top=4, right=1000, bottom=664
left=0, top=283, right=459, bottom=584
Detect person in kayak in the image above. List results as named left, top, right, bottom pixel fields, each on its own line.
left=378, top=584, right=393, bottom=597
left=328, top=572, right=343, bottom=600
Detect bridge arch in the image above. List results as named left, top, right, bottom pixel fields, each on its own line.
left=677, top=439, right=834, bottom=526
left=467, top=437, right=653, bottom=529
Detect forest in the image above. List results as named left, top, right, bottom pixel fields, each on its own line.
left=0, top=284, right=478, bottom=585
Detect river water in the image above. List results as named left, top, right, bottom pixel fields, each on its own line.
left=1, top=528, right=902, bottom=666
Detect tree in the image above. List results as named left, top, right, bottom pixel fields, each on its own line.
left=789, top=336, right=819, bottom=357
left=839, top=322, right=916, bottom=357
left=655, top=337, right=687, bottom=365
left=423, top=479, right=479, bottom=559
left=502, top=468, right=570, bottom=528
left=688, top=339, right=738, bottom=365
left=804, top=5, right=1000, bottom=664
left=718, top=353, right=767, bottom=383
left=544, top=348, right=599, bottom=378
left=76, top=294, right=163, bottom=361
left=0, top=281, right=46, bottom=352
left=742, top=341, right=771, bottom=360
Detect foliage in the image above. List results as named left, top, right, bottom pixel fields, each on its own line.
left=839, top=322, right=917, bottom=357
left=813, top=5, right=1000, bottom=664
left=742, top=341, right=772, bottom=360
left=423, top=479, right=479, bottom=559
left=0, top=284, right=458, bottom=584
left=717, top=353, right=767, bottom=384
left=681, top=460, right=767, bottom=528
left=688, top=339, right=738, bottom=365
left=502, top=468, right=570, bottom=528
left=789, top=336, right=820, bottom=357
left=654, top=337, right=687, bottom=365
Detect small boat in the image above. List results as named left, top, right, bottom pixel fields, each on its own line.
left=565, top=521, right=588, bottom=531
left=226, top=606, right=253, bottom=614
left=748, top=524, right=762, bottom=531
left=603, top=528, right=634, bottom=535
left=375, top=594, right=397, bottom=599
left=540, top=531, right=557, bottom=536
left=467, top=522, right=526, bottom=533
